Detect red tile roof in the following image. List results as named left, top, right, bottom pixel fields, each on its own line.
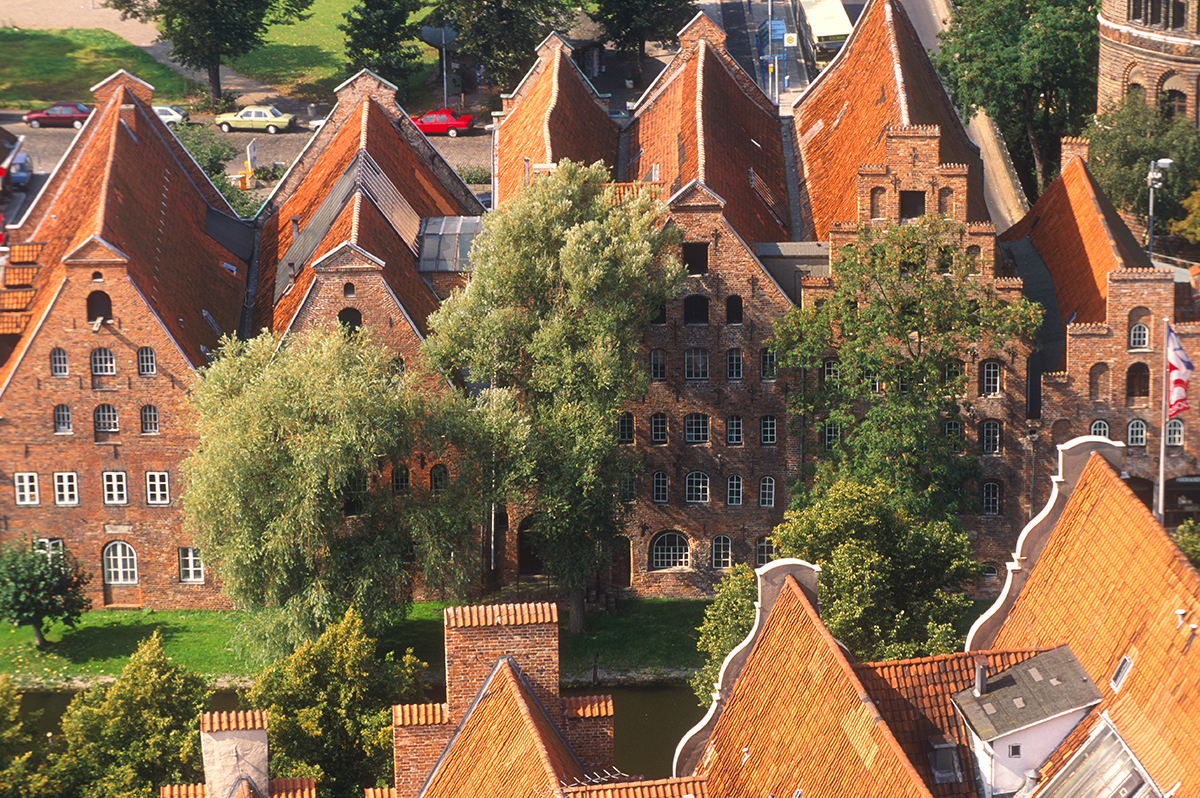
left=159, top=779, right=314, bottom=798
left=694, top=575, right=933, bottom=798
left=999, top=157, right=1152, bottom=326
left=564, top=776, right=708, bottom=797
left=393, top=702, right=449, bottom=726
left=793, top=0, right=986, bottom=240
left=992, top=453, right=1200, bottom=798
left=443, top=602, right=557, bottom=627
left=200, top=710, right=268, bottom=732
left=561, top=694, right=613, bottom=718
left=363, top=789, right=397, bottom=798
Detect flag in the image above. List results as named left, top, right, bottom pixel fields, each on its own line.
left=1167, top=324, right=1193, bottom=419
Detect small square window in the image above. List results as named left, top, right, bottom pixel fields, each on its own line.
left=14, top=473, right=39, bottom=506
left=103, top=472, right=128, bottom=505
left=1110, top=654, right=1133, bottom=692
left=1008, top=744, right=1022, bottom=758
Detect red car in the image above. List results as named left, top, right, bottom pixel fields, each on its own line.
left=411, top=109, right=473, bottom=137
left=23, top=102, right=92, bottom=129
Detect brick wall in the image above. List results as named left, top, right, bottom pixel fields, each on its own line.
left=563, top=713, right=614, bottom=772
left=444, top=618, right=559, bottom=718
left=1097, top=1, right=1199, bottom=126
left=392, top=710, right=454, bottom=798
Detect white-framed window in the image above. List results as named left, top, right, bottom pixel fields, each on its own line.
left=685, top=472, right=710, bottom=503
left=981, top=361, right=1002, bottom=395
left=178, top=547, right=204, bottom=583
left=868, top=372, right=883, bottom=394
left=392, top=467, right=410, bottom=492
left=981, top=420, right=1002, bottom=454
left=727, top=349, right=743, bottom=381
left=761, top=416, right=777, bottom=445
left=1129, top=323, right=1149, bottom=349
left=1090, top=419, right=1110, bottom=438
left=756, top=535, right=776, bottom=566
left=619, top=475, right=636, bottom=502
left=50, top=347, right=68, bottom=377
left=102, top=541, right=137, bottom=585
left=140, top=405, right=159, bottom=434
left=137, top=347, right=157, bottom=376
left=759, top=476, right=776, bottom=508
left=727, top=416, right=743, bottom=445
left=651, top=532, right=689, bottom=569
left=617, top=412, right=635, bottom=444
left=945, top=420, right=963, bottom=450
left=712, top=536, right=732, bottom=569
left=650, top=348, right=666, bottom=382
left=1167, top=418, right=1184, bottom=446
left=685, top=413, right=710, bottom=443
left=103, top=471, right=128, bottom=505
left=54, top=404, right=73, bottom=433
left=146, top=472, right=170, bottom=505
left=822, top=359, right=840, bottom=385
left=823, top=422, right=841, bottom=450
left=651, top=412, right=668, bottom=444
left=982, top=481, right=1001, bottom=516
left=685, top=348, right=709, bottom=381
left=14, top=472, right=39, bottom=506
left=94, top=404, right=119, bottom=433
left=761, top=349, right=777, bottom=380
left=1128, top=419, right=1147, bottom=447
left=54, top=472, right=78, bottom=506
left=1008, top=744, right=1022, bottom=759
left=652, top=471, right=668, bottom=503
left=91, top=347, right=116, bottom=376
left=727, top=475, right=743, bottom=506
left=35, top=538, right=64, bottom=557
left=430, top=464, right=449, bottom=493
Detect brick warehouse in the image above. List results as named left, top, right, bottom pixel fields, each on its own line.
left=3, top=0, right=1198, bottom=609
left=1097, top=0, right=1200, bottom=125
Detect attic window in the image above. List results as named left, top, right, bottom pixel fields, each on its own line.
left=202, top=310, right=223, bottom=336
left=221, top=262, right=238, bottom=276
left=929, top=738, right=962, bottom=784
left=92, top=271, right=104, bottom=282
left=1110, top=655, right=1133, bottom=692
left=750, top=138, right=762, bottom=149
left=683, top=243, right=709, bottom=275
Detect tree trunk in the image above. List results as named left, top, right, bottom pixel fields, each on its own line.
left=568, top=585, right=586, bottom=634
left=1025, top=113, right=1046, bottom=196
left=208, top=63, right=223, bottom=108
left=32, top=622, right=47, bottom=651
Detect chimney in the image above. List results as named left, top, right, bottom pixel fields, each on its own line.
left=290, top=215, right=301, bottom=240
left=973, top=654, right=989, bottom=698
left=1060, top=137, right=1089, bottom=171
left=199, top=711, right=269, bottom=798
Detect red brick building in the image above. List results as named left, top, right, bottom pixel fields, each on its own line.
left=1097, top=0, right=1199, bottom=123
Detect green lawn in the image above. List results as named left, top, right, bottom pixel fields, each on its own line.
left=560, top=599, right=709, bottom=677
left=0, top=28, right=203, bottom=107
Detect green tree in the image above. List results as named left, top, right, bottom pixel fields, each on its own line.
left=46, top=632, right=210, bottom=798
left=690, top=564, right=756, bottom=705
left=1084, top=97, right=1200, bottom=235
left=184, top=326, right=489, bottom=656
left=591, top=0, right=696, bottom=63
left=0, top=673, right=53, bottom=798
left=425, top=159, right=684, bottom=633
left=934, top=0, right=1098, bottom=194
left=772, top=216, right=1042, bottom=518
left=247, top=608, right=424, bottom=798
left=772, top=480, right=978, bottom=661
left=433, top=0, right=573, bottom=90
left=105, top=0, right=314, bottom=105
left=1171, top=175, right=1200, bottom=243
left=0, top=540, right=90, bottom=651
left=1174, top=520, right=1200, bottom=569
left=340, top=0, right=423, bottom=99
left=173, top=124, right=259, bottom=218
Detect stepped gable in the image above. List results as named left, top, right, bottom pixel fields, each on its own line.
left=418, top=658, right=585, bottom=798
left=999, top=157, right=1151, bottom=326
left=792, top=0, right=985, bottom=240
left=991, top=453, right=1200, bottom=797
left=693, top=574, right=933, bottom=798
left=853, top=649, right=1045, bottom=798
left=495, top=34, right=619, bottom=205
left=563, top=777, right=709, bottom=797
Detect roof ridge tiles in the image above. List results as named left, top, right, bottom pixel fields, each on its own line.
left=695, top=43, right=707, bottom=185
left=199, top=710, right=269, bottom=732
left=393, top=702, right=450, bottom=726
left=543, top=47, right=562, bottom=164
left=443, top=602, right=558, bottom=628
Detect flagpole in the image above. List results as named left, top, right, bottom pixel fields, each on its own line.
left=1158, top=317, right=1169, bottom=524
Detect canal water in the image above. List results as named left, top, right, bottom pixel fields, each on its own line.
left=19, top=683, right=703, bottom=781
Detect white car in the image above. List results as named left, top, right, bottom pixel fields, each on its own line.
left=309, top=117, right=327, bottom=131
left=153, top=105, right=190, bottom=128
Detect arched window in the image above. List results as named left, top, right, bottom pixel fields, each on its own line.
left=650, top=349, right=666, bottom=382
left=822, top=359, right=840, bottom=385
left=338, top=307, right=362, bottom=331
left=94, top=404, right=119, bottom=432
left=652, top=471, right=669, bottom=503
left=944, top=361, right=963, bottom=386
left=103, top=541, right=137, bottom=585
left=760, top=476, right=776, bottom=507
left=823, top=423, right=841, bottom=451
left=137, top=347, right=156, bottom=376
left=712, top=536, right=732, bottom=569
left=966, top=245, right=981, bottom=262
left=684, top=295, right=709, bottom=325
left=651, top=412, right=668, bottom=444
left=726, top=296, right=743, bottom=325
left=1089, top=363, right=1110, bottom=401
left=1126, top=364, right=1150, bottom=399
left=1129, top=323, right=1149, bottom=349
left=982, top=563, right=1000, bottom=578
left=756, top=535, right=776, bottom=566
left=685, top=472, right=710, bottom=503
left=343, top=282, right=355, bottom=298
left=982, top=481, right=1002, bottom=516
left=1128, top=419, right=1148, bottom=447
left=870, top=187, right=886, bottom=219
left=685, top=413, right=710, bottom=443
left=86, top=291, right=112, bottom=323
left=430, top=464, right=449, bottom=493
left=727, top=416, right=743, bottom=445
left=1167, top=418, right=1184, bottom=446
left=617, top=412, right=634, bottom=444
left=50, top=348, right=68, bottom=377
left=141, top=405, right=159, bottom=434
left=727, top=475, right=743, bottom=506
left=727, top=349, right=743, bottom=381
left=1163, top=90, right=1187, bottom=119
left=91, top=348, right=115, bottom=376
left=91, top=271, right=104, bottom=282
left=685, top=348, right=709, bottom=381
left=981, top=420, right=1002, bottom=454
left=53, top=405, right=72, bottom=433
left=980, top=361, right=1002, bottom=395
left=760, top=416, right=777, bottom=445
left=651, top=532, right=690, bottom=569
left=1090, top=419, right=1110, bottom=438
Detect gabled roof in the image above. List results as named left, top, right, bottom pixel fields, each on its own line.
left=792, top=0, right=985, bottom=240
left=998, top=157, right=1153, bottom=326
left=496, top=39, right=618, bottom=204
left=623, top=16, right=788, bottom=244
left=418, top=658, right=584, bottom=798
left=991, top=453, right=1200, bottom=798
left=694, top=574, right=933, bottom=798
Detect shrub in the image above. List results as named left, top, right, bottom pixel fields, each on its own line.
left=455, top=164, right=491, bottom=184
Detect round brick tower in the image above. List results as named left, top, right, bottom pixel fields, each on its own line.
left=1097, top=0, right=1200, bottom=125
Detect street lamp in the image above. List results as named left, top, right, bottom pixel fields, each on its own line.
left=1147, top=157, right=1175, bottom=259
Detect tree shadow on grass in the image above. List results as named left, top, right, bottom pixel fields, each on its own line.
left=377, top=614, right=446, bottom=682
left=230, top=44, right=343, bottom=97
left=51, top=620, right=187, bottom=667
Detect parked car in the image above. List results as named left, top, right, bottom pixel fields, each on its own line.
left=8, top=153, right=33, bottom=191
left=214, top=105, right=296, bottom=134
left=308, top=116, right=327, bottom=131
left=22, top=102, right=91, bottom=129
left=153, top=105, right=190, bottom=128
left=411, top=109, right=473, bottom=137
